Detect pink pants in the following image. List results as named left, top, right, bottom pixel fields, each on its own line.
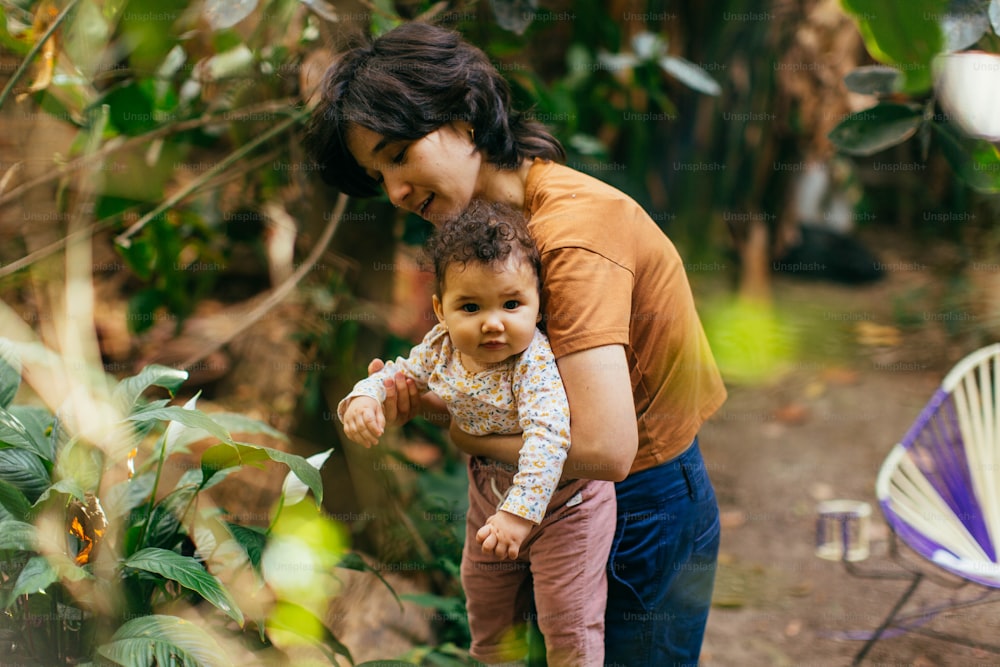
left=461, top=457, right=616, bottom=666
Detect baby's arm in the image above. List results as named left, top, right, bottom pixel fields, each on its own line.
left=341, top=396, right=386, bottom=447
left=337, top=324, right=447, bottom=444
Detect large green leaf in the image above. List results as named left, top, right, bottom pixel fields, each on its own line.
left=828, top=103, right=923, bottom=156
left=8, top=406, right=56, bottom=462
left=122, top=548, right=244, bottom=625
left=8, top=555, right=58, bottom=600
left=226, top=523, right=266, bottom=569
left=0, top=405, right=51, bottom=461
left=0, top=519, right=37, bottom=550
left=0, top=479, right=31, bottom=521
left=841, top=0, right=947, bottom=92
left=169, top=411, right=288, bottom=453
left=0, top=448, right=51, bottom=503
left=201, top=442, right=323, bottom=503
left=0, top=340, right=20, bottom=409
left=141, top=484, right=198, bottom=551
left=97, top=615, right=234, bottom=667
left=931, top=122, right=1000, bottom=193
left=128, top=406, right=232, bottom=445
left=113, top=365, right=189, bottom=415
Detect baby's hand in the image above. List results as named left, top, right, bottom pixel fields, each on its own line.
left=341, top=396, right=385, bottom=447
left=476, top=510, right=534, bottom=560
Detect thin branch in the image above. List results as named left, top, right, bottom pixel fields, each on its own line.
left=0, top=149, right=283, bottom=280
left=178, top=192, right=350, bottom=369
left=114, top=110, right=307, bottom=247
left=0, top=98, right=298, bottom=207
left=0, top=0, right=82, bottom=111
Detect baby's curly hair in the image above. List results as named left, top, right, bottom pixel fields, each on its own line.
left=425, top=200, right=540, bottom=294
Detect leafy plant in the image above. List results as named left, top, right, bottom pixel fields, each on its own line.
left=831, top=0, right=1000, bottom=193
left=0, top=339, right=345, bottom=665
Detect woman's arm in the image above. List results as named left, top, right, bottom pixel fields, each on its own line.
left=555, top=344, right=637, bottom=481
left=451, top=344, right=637, bottom=482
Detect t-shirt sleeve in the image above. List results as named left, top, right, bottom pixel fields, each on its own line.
left=500, top=333, right=570, bottom=524
left=540, top=247, right=633, bottom=358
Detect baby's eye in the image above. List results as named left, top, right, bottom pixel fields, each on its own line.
left=503, top=300, right=520, bottom=309
left=461, top=304, right=480, bottom=313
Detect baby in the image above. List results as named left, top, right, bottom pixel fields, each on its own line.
left=338, top=199, right=568, bottom=557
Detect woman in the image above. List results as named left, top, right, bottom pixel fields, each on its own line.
left=304, top=21, right=727, bottom=666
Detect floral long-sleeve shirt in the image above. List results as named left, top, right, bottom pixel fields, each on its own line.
left=338, top=323, right=570, bottom=524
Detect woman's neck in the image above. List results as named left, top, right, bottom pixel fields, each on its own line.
left=477, top=159, right=534, bottom=210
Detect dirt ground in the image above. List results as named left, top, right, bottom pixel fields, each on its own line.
left=697, top=233, right=1000, bottom=667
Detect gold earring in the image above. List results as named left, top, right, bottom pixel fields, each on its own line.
left=469, top=128, right=475, bottom=142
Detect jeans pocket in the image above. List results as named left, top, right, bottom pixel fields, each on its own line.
left=607, top=506, right=670, bottom=612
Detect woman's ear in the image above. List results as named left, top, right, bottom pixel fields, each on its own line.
left=432, top=294, right=446, bottom=326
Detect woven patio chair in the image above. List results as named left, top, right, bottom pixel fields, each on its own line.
left=853, top=343, right=1000, bottom=663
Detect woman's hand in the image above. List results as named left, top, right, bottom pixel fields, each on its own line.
left=368, top=358, right=421, bottom=426
left=449, top=422, right=523, bottom=464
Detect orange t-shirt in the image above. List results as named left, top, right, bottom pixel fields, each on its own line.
left=523, top=159, right=727, bottom=473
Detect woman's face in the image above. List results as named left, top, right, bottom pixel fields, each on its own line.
left=346, top=122, right=482, bottom=225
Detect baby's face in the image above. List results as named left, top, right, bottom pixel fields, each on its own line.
left=432, top=256, right=541, bottom=372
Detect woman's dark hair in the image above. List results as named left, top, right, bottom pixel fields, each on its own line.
left=425, top=199, right=541, bottom=294
left=303, top=22, right=565, bottom=197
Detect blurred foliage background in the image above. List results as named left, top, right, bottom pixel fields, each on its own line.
left=1, top=0, right=1000, bottom=663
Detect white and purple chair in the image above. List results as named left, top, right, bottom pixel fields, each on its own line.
left=856, top=343, right=1000, bottom=663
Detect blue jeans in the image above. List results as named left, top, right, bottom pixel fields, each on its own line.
left=604, top=437, right=720, bottom=667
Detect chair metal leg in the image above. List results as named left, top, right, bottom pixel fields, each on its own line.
left=852, top=573, right=924, bottom=666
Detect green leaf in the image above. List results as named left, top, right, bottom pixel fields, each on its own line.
left=658, top=55, right=721, bottom=96
left=201, top=443, right=322, bottom=503
left=9, top=555, right=58, bottom=599
left=841, top=0, right=947, bottom=92
left=0, top=519, right=37, bottom=550
left=0, top=448, right=51, bottom=503
left=226, top=523, right=266, bottom=568
left=103, top=472, right=157, bottom=521
left=170, top=412, right=288, bottom=452
left=113, top=365, right=189, bottom=415
left=931, top=122, right=1000, bottom=193
left=128, top=406, right=233, bottom=446
left=940, top=0, right=991, bottom=51
left=122, top=548, right=244, bottom=625
left=98, top=615, right=234, bottom=667
left=141, top=484, right=198, bottom=551
left=51, top=437, right=102, bottom=496
left=0, top=340, right=20, bottom=409
left=828, top=103, right=923, bottom=156
left=8, top=406, right=56, bottom=462
left=282, top=449, right=332, bottom=506
left=0, top=405, right=51, bottom=461
left=34, top=478, right=87, bottom=506
left=843, top=65, right=903, bottom=95
left=0, top=479, right=32, bottom=521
